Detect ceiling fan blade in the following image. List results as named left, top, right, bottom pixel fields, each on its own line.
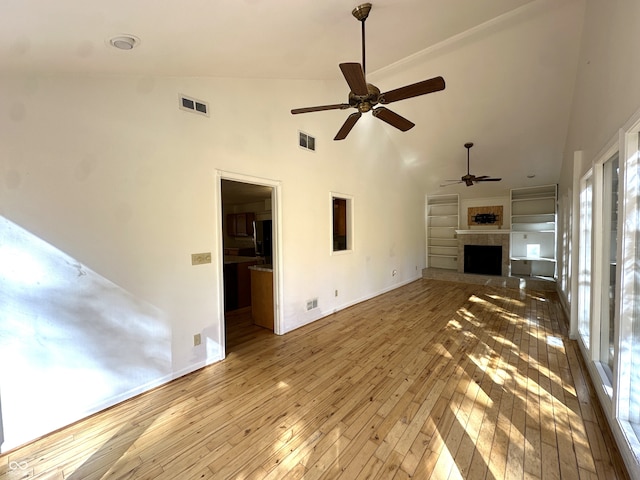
left=372, top=107, right=415, bottom=131
left=475, top=178, right=502, bottom=182
left=291, top=103, right=351, bottom=114
left=334, top=112, right=362, bottom=140
left=339, top=63, right=369, bottom=96
left=440, top=181, right=463, bottom=187
left=380, top=76, right=445, bottom=104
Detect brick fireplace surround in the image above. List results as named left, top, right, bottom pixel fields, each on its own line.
left=456, top=230, right=510, bottom=277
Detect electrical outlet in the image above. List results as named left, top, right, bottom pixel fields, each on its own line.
left=335, top=289, right=338, bottom=297
left=191, top=252, right=212, bottom=265
left=193, top=333, right=201, bottom=346
left=392, top=270, right=397, bottom=277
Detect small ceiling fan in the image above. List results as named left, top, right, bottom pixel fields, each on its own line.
left=291, top=3, right=445, bottom=141
left=441, top=142, right=502, bottom=187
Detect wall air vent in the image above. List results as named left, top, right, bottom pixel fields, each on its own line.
left=306, top=298, right=318, bottom=311
left=299, top=131, right=316, bottom=152
left=179, top=94, right=209, bottom=117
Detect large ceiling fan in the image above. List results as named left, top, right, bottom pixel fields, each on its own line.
left=441, top=142, right=502, bottom=187
left=291, top=3, right=446, bottom=141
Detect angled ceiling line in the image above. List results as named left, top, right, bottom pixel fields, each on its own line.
left=368, top=0, right=552, bottom=80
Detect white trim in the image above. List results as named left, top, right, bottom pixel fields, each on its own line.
left=455, top=230, right=510, bottom=234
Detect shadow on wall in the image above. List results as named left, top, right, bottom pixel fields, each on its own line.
left=0, top=217, right=172, bottom=452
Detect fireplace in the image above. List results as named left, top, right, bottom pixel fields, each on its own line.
left=456, top=230, right=510, bottom=277
left=464, top=245, right=502, bottom=275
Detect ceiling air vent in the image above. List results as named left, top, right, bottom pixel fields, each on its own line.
left=179, top=94, right=209, bottom=117
left=299, top=131, right=315, bottom=152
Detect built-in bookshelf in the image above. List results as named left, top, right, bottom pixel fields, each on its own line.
left=426, top=194, right=459, bottom=270
left=510, top=185, right=557, bottom=279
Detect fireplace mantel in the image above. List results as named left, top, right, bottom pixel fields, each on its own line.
left=455, top=230, right=510, bottom=235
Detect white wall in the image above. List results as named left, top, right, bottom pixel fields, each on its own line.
left=557, top=0, right=640, bottom=476
left=559, top=0, right=640, bottom=187
left=0, top=74, right=426, bottom=451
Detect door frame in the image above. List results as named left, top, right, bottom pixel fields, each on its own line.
left=215, top=170, right=283, bottom=358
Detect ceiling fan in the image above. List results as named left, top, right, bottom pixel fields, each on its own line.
left=290, top=3, right=445, bottom=141
left=441, top=142, right=502, bottom=187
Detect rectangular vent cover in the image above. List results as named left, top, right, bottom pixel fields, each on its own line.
left=299, top=131, right=316, bottom=151
left=179, top=94, right=209, bottom=117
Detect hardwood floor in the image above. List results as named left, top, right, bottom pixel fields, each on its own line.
left=1, top=279, right=629, bottom=479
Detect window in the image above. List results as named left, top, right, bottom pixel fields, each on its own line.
left=559, top=192, right=572, bottom=299
left=597, top=153, right=619, bottom=383
left=578, top=173, right=593, bottom=348
left=631, top=145, right=640, bottom=422
left=332, top=194, right=353, bottom=253
left=619, top=131, right=640, bottom=433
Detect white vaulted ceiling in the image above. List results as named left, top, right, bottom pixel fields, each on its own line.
left=0, top=0, right=585, bottom=197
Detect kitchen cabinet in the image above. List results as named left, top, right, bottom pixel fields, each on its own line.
left=223, top=259, right=258, bottom=311
left=227, top=212, right=255, bottom=237
left=249, top=266, right=274, bottom=330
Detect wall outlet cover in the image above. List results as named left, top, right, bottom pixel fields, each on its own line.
left=191, top=252, right=212, bottom=265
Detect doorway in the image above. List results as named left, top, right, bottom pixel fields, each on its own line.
left=218, top=173, right=280, bottom=355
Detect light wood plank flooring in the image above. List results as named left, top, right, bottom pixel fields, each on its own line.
left=1, top=279, right=629, bottom=479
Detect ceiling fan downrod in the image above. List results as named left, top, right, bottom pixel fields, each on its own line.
left=352, top=3, right=372, bottom=75
left=465, top=142, right=473, bottom=175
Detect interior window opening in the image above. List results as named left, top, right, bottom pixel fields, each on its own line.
left=332, top=195, right=353, bottom=253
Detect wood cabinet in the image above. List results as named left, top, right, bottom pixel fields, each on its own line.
left=223, top=259, right=258, bottom=311
left=426, top=194, right=459, bottom=270
left=250, top=268, right=274, bottom=330
left=227, top=212, right=255, bottom=237
left=510, top=184, right=557, bottom=279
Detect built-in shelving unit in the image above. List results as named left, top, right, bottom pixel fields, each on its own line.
left=427, top=194, right=459, bottom=270
left=510, top=184, right=557, bottom=279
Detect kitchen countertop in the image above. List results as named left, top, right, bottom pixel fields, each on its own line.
left=223, top=255, right=259, bottom=264
left=248, top=265, right=273, bottom=272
